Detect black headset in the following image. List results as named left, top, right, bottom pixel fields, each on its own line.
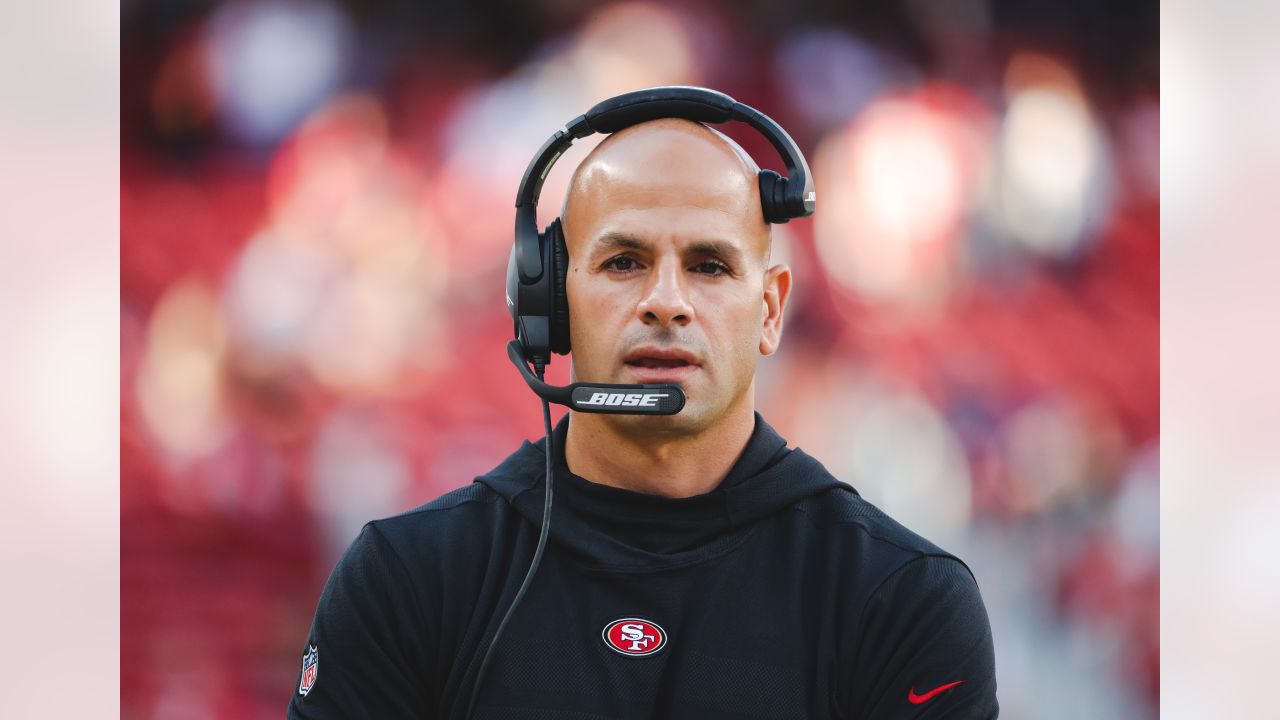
left=505, top=85, right=816, bottom=371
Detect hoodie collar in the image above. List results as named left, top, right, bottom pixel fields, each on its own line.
left=475, top=412, right=847, bottom=573
left=546, top=409, right=791, bottom=513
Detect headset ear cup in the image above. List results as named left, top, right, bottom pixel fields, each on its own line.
left=757, top=169, right=789, bottom=224
left=548, top=218, right=572, bottom=355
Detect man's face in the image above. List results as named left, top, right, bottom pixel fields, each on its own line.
left=562, top=121, right=791, bottom=437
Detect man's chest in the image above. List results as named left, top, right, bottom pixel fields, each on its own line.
left=452, top=546, right=847, bottom=719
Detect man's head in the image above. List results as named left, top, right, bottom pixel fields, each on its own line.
left=562, top=118, right=793, bottom=438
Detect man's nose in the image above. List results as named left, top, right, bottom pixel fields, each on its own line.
left=636, top=259, right=695, bottom=328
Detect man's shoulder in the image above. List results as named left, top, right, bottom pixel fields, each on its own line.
left=794, top=486, right=947, bottom=553
left=350, top=434, right=542, bottom=573
left=372, top=481, right=504, bottom=530
left=793, top=486, right=988, bottom=647
left=360, top=482, right=509, bottom=564
left=792, top=485, right=973, bottom=582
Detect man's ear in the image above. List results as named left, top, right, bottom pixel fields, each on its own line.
left=760, top=264, right=792, bottom=356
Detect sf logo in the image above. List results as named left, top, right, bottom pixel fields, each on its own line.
left=602, top=618, right=668, bottom=657
left=619, top=623, right=655, bottom=651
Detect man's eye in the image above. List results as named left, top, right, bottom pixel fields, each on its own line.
left=605, top=256, right=639, bottom=272
left=693, top=261, right=730, bottom=276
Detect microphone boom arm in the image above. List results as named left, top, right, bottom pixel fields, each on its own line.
left=506, top=340, right=686, bottom=415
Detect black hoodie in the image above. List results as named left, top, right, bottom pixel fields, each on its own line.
left=288, top=413, right=998, bottom=719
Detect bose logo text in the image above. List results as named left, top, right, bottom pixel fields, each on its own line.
left=579, top=392, right=669, bottom=407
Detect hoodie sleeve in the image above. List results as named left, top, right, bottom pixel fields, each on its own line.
left=841, top=555, right=999, bottom=719
left=287, top=523, right=436, bottom=719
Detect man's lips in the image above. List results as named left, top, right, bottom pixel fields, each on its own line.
left=622, top=347, right=701, bottom=383
left=627, top=357, right=690, bottom=368
left=622, top=347, right=700, bottom=366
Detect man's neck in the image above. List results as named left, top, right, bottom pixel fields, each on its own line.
left=563, top=403, right=756, bottom=499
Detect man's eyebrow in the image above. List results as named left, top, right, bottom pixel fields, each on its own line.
left=686, top=239, right=745, bottom=265
left=588, top=233, right=748, bottom=265
left=589, top=232, right=650, bottom=255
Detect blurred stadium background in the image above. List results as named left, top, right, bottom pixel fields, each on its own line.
left=120, top=0, right=1158, bottom=717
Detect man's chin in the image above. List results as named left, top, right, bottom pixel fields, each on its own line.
left=596, top=400, right=708, bottom=438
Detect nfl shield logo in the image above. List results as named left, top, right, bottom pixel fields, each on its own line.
left=298, top=645, right=319, bottom=696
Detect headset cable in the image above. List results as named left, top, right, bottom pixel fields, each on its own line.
left=464, top=360, right=555, bottom=720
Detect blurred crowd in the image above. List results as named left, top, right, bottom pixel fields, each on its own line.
left=121, top=0, right=1158, bottom=717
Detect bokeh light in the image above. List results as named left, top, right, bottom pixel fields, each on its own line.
left=201, top=0, right=352, bottom=146
left=137, top=276, right=230, bottom=462
left=570, top=2, right=699, bottom=102
left=989, top=53, right=1111, bottom=259
left=224, top=94, right=450, bottom=394
left=772, top=28, right=917, bottom=134
left=814, top=89, right=986, bottom=308
left=844, top=381, right=973, bottom=545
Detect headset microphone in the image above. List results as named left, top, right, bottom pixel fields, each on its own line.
left=506, top=340, right=686, bottom=415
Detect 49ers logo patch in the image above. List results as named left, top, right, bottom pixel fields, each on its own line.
left=602, top=618, right=667, bottom=657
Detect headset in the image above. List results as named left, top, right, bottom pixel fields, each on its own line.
left=504, top=85, right=815, bottom=411
left=470, top=86, right=815, bottom=719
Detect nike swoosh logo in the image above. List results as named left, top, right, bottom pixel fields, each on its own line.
left=908, top=680, right=965, bottom=704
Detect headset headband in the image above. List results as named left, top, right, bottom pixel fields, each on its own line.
left=512, top=86, right=816, bottom=285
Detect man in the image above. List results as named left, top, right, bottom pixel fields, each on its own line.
left=289, top=117, right=998, bottom=718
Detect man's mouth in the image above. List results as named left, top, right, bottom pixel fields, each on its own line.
left=621, top=347, right=701, bottom=381
left=622, top=347, right=700, bottom=367
left=625, top=357, right=692, bottom=369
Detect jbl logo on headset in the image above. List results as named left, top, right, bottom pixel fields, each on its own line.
left=577, top=392, right=669, bottom=408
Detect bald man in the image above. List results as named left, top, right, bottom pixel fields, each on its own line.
left=289, top=118, right=999, bottom=719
